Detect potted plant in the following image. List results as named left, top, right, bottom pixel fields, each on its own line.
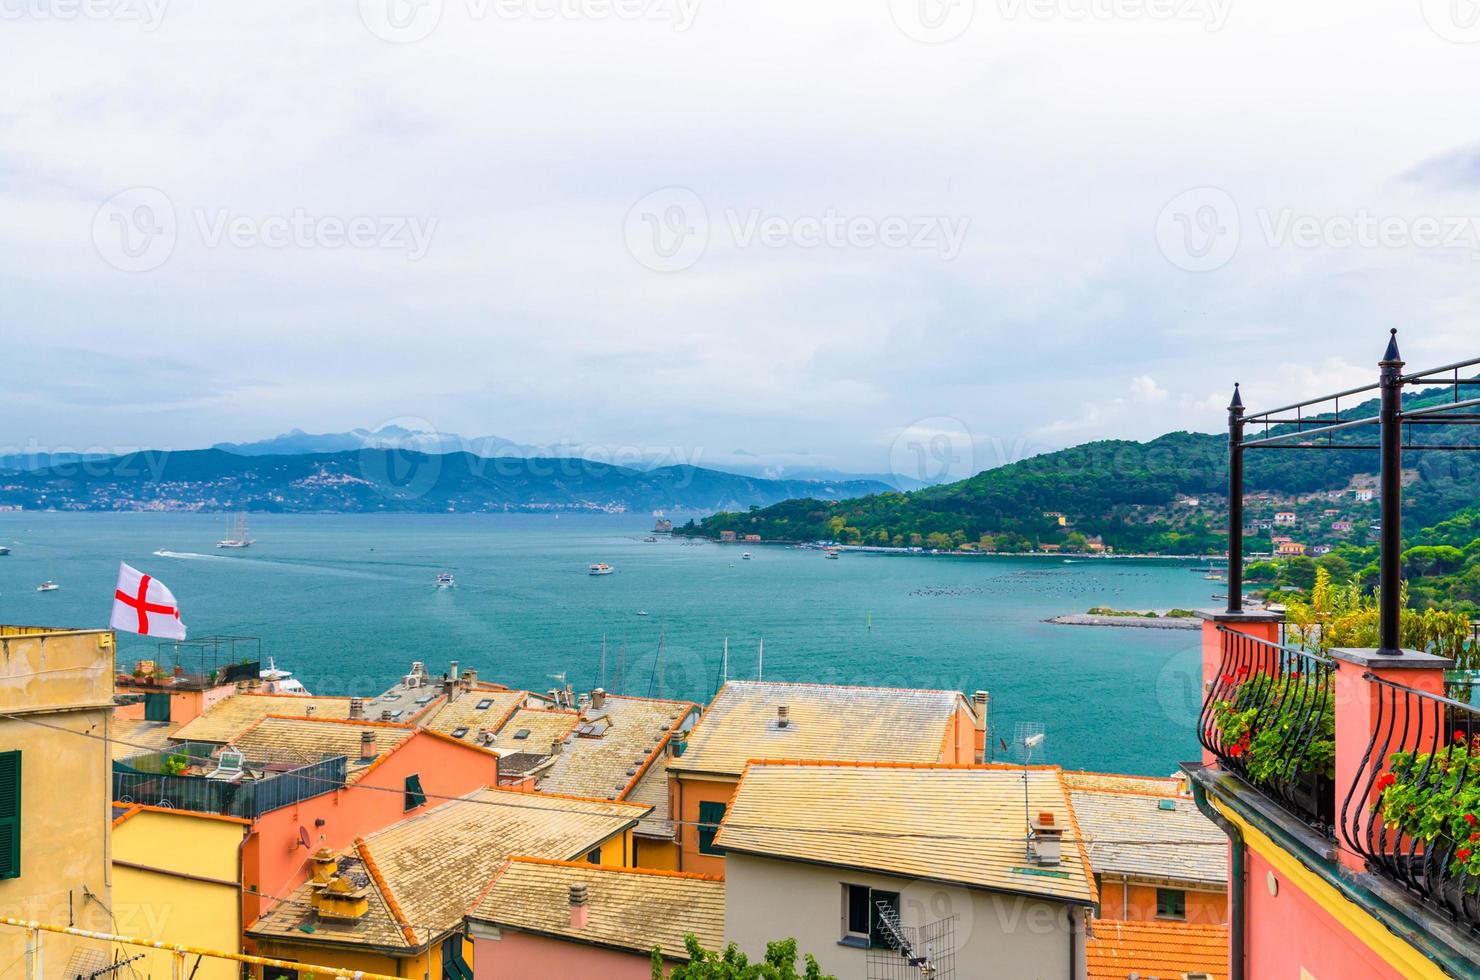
left=1377, top=733, right=1480, bottom=892
left=1213, top=669, right=1336, bottom=825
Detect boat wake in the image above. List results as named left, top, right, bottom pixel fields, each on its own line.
left=153, top=550, right=230, bottom=561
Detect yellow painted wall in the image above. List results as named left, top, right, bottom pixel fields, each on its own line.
left=112, top=808, right=248, bottom=980
left=635, top=837, right=679, bottom=871
left=255, top=937, right=430, bottom=980
left=597, top=830, right=634, bottom=867
left=0, top=628, right=116, bottom=975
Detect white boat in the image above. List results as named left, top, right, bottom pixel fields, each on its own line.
left=824, top=550, right=840, bottom=560
left=741, top=552, right=752, bottom=560
left=0, top=545, right=9, bottom=556
left=36, top=580, right=59, bottom=592
left=260, top=657, right=310, bottom=695
left=216, top=513, right=253, bottom=549
left=589, top=563, right=614, bottom=576
left=644, top=536, right=658, bottom=543
left=635, top=610, right=649, bottom=617
left=436, top=572, right=455, bottom=588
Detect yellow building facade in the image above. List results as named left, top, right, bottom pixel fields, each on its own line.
left=112, top=805, right=250, bottom=980
left=0, top=626, right=116, bottom=975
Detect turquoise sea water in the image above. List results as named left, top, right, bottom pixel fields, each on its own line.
left=0, top=512, right=1216, bottom=775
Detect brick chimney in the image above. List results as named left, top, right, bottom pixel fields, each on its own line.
left=591, top=688, right=606, bottom=710
left=776, top=705, right=790, bottom=729
left=461, top=667, right=477, bottom=690
left=568, top=882, right=589, bottom=929
left=359, top=730, right=377, bottom=761
left=348, top=697, right=365, bottom=720
left=1029, top=811, right=1062, bottom=866
left=972, top=691, right=990, bottom=763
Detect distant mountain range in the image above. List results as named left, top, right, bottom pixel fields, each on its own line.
left=209, top=426, right=930, bottom=490
left=0, top=448, right=892, bottom=514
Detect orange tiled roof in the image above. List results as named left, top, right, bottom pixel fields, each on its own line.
left=1086, top=920, right=1228, bottom=980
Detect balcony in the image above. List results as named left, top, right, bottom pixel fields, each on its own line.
left=115, top=634, right=262, bottom=692
left=113, top=742, right=347, bottom=819
left=1199, top=627, right=1336, bottom=836
left=1340, top=675, right=1480, bottom=935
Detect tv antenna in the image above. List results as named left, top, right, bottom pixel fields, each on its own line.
left=1013, top=722, right=1046, bottom=861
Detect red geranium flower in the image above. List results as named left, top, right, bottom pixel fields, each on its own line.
left=1220, top=673, right=1234, bottom=685
left=1458, top=848, right=1474, bottom=862
left=1457, top=732, right=1468, bottom=744
left=1469, top=832, right=1480, bottom=843
left=1466, top=813, right=1478, bottom=827
left=1375, top=772, right=1396, bottom=792
left=1229, top=743, right=1245, bottom=758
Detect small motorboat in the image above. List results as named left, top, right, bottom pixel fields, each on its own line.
left=824, top=550, right=840, bottom=560
left=643, top=536, right=657, bottom=543
left=589, top=563, right=614, bottom=576
left=0, top=545, right=10, bottom=556
left=36, top=580, right=59, bottom=592
left=436, top=572, right=455, bottom=588
left=635, top=610, right=649, bottom=617
left=741, top=552, right=752, bottom=560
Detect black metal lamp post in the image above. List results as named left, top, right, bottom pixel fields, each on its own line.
left=1377, top=330, right=1405, bottom=655
left=1227, top=383, right=1245, bottom=615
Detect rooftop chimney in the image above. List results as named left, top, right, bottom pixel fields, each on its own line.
left=591, top=688, right=606, bottom=710
left=360, top=730, right=377, bottom=761
left=1029, top=811, right=1063, bottom=866
left=312, top=872, right=370, bottom=922
left=461, top=667, right=477, bottom=690
left=305, top=704, right=317, bottom=718
left=776, top=705, right=790, bottom=729
left=311, top=847, right=338, bottom=884
left=972, top=691, right=990, bottom=763
left=568, top=882, right=589, bottom=929
left=449, top=661, right=459, bottom=684
left=349, top=698, right=365, bottom=720
left=380, top=709, right=395, bottom=722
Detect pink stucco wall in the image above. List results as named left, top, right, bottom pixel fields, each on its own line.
left=1244, top=847, right=1407, bottom=980
left=472, top=929, right=665, bottom=980
left=244, top=732, right=499, bottom=924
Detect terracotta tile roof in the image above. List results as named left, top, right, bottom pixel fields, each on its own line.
left=1086, top=920, right=1228, bottom=979
left=248, top=788, right=650, bottom=951
left=468, top=858, right=723, bottom=960
left=1062, top=771, right=1188, bottom=796
left=111, top=716, right=181, bottom=759
left=492, top=707, right=581, bottom=754
left=227, top=716, right=418, bottom=782
left=172, top=694, right=357, bottom=743
left=715, top=761, right=1096, bottom=905
left=538, top=695, right=695, bottom=805
left=625, top=752, right=674, bottom=839
left=1068, top=789, right=1226, bottom=886
left=421, top=690, right=528, bottom=740
left=670, top=681, right=969, bottom=777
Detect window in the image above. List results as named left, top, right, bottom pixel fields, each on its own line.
left=441, top=935, right=472, bottom=980
left=451, top=727, right=469, bottom=739
left=587, top=847, right=601, bottom=864
left=404, top=774, right=427, bottom=811
left=263, top=962, right=297, bottom=980
left=0, top=751, right=18, bottom=879
left=697, top=801, right=726, bottom=855
left=475, top=699, right=494, bottom=710
left=1156, top=887, right=1186, bottom=920
left=841, top=885, right=900, bottom=948
left=144, top=692, right=171, bottom=722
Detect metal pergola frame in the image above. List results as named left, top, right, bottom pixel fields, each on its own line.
left=1227, top=330, right=1480, bottom=655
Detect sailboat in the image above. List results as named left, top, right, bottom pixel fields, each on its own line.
left=216, top=513, right=253, bottom=549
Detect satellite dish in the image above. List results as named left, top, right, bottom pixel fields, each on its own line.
left=298, top=826, right=312, bottom=850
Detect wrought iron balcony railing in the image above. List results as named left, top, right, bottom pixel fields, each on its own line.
left=1199, top=627, right=1337, bottom=835
left=1340, top=676, right=1480, bottom=935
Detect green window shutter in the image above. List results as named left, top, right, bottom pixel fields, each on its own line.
left=404, top=774, right=426, bottom=811
left=0, top=751, right=20, bottom=880
left=144, top=693, right=171, bottom=722
left=697, top=801, right=726, bottom=856
left=440, top=935, right=472, bottom=980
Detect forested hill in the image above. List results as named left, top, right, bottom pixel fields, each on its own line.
left=680, top=384, right=1480, bottom=556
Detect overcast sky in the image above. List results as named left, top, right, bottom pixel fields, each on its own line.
left=4, top=1, right=1480, bottom=481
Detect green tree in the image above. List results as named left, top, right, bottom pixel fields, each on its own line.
left=925, top=532, right=953, bottom=550
left=654, top=935, right=835, bottom=980
left=1064, top=531, right=1088, bottom=553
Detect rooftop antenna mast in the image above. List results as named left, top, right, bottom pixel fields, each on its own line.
left=757, top=637, right=764, bottom=681
left=1013, top=721, right=1046, bottom=861
left=721, top=637, right=729, bottom=684
left=600, top=634, right=608, bottom=691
